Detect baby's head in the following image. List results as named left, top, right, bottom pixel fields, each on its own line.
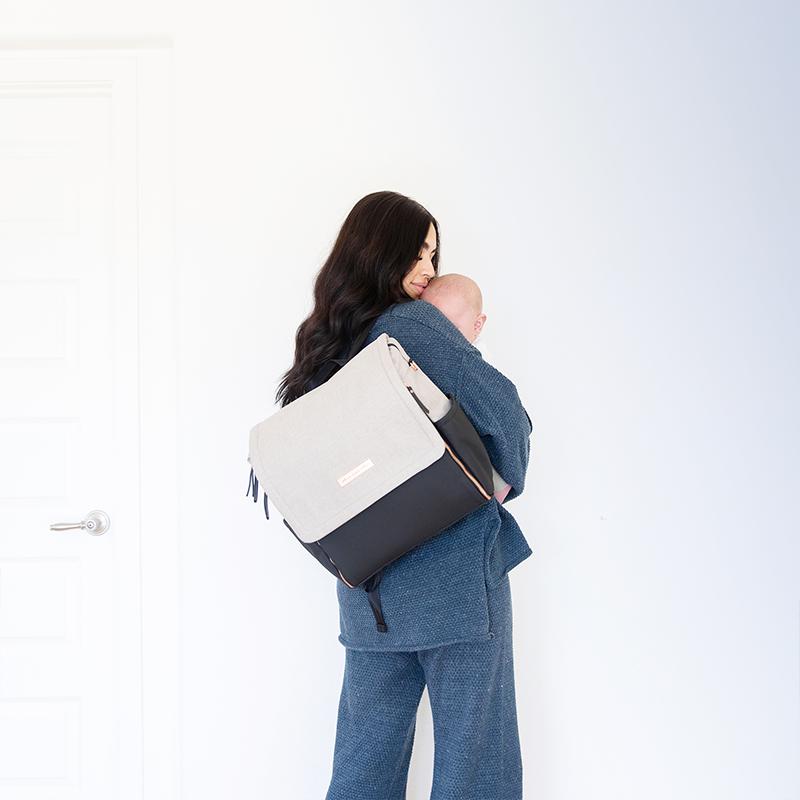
left=418, top=273, right=486, bottom=344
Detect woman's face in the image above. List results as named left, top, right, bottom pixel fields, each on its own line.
left=401, top=222, right=438, bottom=299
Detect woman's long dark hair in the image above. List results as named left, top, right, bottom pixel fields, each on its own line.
left=275, top=191, right=440, bottom=407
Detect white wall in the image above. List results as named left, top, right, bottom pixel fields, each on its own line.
left=3, top=1, right=797, bottom=798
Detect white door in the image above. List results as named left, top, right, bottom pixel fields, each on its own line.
left=0, top=50, right=177, bottom=799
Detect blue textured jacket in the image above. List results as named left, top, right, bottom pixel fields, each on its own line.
left=335, top=299, right=533, bottom=651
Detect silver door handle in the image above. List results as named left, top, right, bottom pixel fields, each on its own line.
left=49, top=509, right=111, bottom=536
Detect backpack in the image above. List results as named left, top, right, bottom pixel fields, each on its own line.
left=245, top=327, right=504, bottom=632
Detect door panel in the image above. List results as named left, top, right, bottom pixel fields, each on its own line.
left=0, top=54, right=142, bottom=799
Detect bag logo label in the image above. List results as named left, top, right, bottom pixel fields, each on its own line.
left=337, top=458, right=374, bottom=487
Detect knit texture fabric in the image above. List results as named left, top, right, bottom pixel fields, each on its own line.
left=335, top=299, right=533, bottom=651
left=326, top=573, right=522, bottom=800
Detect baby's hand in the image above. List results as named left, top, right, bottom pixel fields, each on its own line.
left=494, top=483, right=511, bottom=504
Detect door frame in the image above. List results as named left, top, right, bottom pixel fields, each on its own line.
left=134, top=44, right=181, bottom=800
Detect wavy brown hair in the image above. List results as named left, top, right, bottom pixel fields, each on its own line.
left=275, top=191, right=440, bottom=407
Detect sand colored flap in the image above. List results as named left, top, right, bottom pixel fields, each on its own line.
left=248, top=333, right=446, bottom=543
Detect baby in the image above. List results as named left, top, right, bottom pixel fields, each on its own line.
left=417, top=273, right=513, bottom=504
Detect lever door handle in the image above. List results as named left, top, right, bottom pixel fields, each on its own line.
left=50, top=509, right=111, bottom=536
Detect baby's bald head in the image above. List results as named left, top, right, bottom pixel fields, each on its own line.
left=419, top=273, right=486, bottom=344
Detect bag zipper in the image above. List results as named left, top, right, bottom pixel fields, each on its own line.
left=442, top=439, right=492, bottom=500
left=406, top=384, right=429, bottom=415
left=329, top=556, right=357, bottom=588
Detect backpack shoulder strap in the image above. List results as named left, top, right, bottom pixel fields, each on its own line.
left=362, top=568, right=388, bottom=633
left=330, top=324, right=373, bottom=368
left=307, top=324, right=373, bottom=391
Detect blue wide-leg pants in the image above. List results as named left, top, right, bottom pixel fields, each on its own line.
left=325, top=574, right=522, bottom=800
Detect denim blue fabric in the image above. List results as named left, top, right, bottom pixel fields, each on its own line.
left=326, top=572, right=522, bottom=800
left=335, top=299, right=533, bottom=651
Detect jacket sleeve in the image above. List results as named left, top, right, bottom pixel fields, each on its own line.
left=455, top=349, right=532, bottom=504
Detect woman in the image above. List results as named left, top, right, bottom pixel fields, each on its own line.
left=275, top=190, right=533, bottom=800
